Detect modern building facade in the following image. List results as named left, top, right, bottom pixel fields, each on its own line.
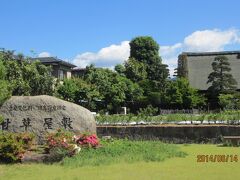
left=177, top=51, right=240, bottom=90
left=32, top=57, right=76, bottom=79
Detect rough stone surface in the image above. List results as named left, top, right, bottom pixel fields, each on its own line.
left=0, top=95, right=96, bottom=143
left=21, top=151, right=49, bottom=164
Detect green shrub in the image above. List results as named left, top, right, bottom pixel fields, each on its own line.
left=0, top=114, right=4, bottom=124
left=45, top=129, right=74, bottom=153
left=45, top=146, right=71, bottom=163
left=0, top=133, right=25, bottom=163
left=138, top=105, right=158, bottom=116
left=0, top=132, right=35, bottom=163
left=219, top=94, right=235, bottom=110
left=15, top=132, right=35, bottom=150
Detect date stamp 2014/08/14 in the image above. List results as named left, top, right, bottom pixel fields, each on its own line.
left=197, top=155, right=239, bottom=162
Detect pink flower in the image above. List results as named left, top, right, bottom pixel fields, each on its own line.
left=74, top=134, right=99, bottom=148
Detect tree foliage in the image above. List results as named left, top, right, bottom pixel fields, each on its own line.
left=114, top=64, right=125, bottom=76
left=207, top=55, right=237, bottom=108
left=1, top=42, right=221, bottom=113
left=207, top=55, right=237, bottom=94
left=0, top=50, right=54, bottom=96
left=164, top=78, right=206, bottom=109
left=129, top=36, right=161, bottom=65
left=0, top=60, right=11, bottom=106
left=128, top=36, right=169, bottom=87
left=84, top=65, right=143, bottom=113
left=124, top=58, right=147, bottom=82
left=219, top=93, right=240, bottom=110
left=55, top=78, right=101, bottom=110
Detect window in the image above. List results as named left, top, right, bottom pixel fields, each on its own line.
left=48, top=71, right=52, bottom=76
left=58, top=70, right=64, bottom=80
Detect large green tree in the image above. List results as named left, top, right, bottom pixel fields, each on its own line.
left=55, top=78, right=101, bottom=110
left=85, top=65, right=143, bottom=113
left=128, top=36, right=169, bottom=89
left=122, top=36, right=169, bottom=110
left=23, top=61, right=54, bottom=95
left=124, top=58, right=147, bottom=82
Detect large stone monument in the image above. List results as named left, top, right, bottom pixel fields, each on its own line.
left=0, top=95, right=96, bottom=143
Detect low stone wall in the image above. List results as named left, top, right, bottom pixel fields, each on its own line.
left=97, top=125, right=240, bottom=143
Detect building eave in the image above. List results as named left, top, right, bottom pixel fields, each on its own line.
left=181, top=50, right=240, bottom=57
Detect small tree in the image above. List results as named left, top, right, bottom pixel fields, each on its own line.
left=207, top=55, right=237, bottom=94
left=164, top=78, right=205, bottom=109
left=207, top=55, right=237, bottom=108
left=219, top=94, right=235, bottom=110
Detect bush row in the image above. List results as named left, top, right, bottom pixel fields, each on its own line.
left=0, top=129, right=99, bottom=163
left=96, top=110, right=240, bottom=124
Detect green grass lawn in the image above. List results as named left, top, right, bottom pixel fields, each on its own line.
left=1, top=144, right=240, bottom=180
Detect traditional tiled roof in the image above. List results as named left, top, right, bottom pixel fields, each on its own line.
left=31, top=57, right=76, bottom=68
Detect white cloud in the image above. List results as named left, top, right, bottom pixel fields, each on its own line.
left=71, top=28, right=240, bottom=76
left=160, top=43, right=182, bottom=57
left=38, top=52, right=51, bottom=57
left=183, top=29, right=240, bottom=52
left=160, top=43, right=183, bottom=76
left=73, top=41, right=130, bottom=68
left=160, top=29, right=240, bottom=76
left=161, top=57, right=178, bottom=77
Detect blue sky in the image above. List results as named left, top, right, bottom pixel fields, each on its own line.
left=1, top=0, right=240, bottom=74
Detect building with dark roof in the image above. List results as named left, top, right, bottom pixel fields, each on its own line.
left=31, top=57, right=76, bottom=79
left=177, top=51, right=240, bottom=90
left=71, top=67, right=87, bottom=78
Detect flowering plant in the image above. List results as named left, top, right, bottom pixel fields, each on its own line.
left=44, top=130, right=100, bottom=162
left=16, top=132, right=35, bottom=150
left=73, top=134, right=99, bottom=148
left=0, top=133, right=27, bottom=163
left=45, top=129, right=73, bottom=154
